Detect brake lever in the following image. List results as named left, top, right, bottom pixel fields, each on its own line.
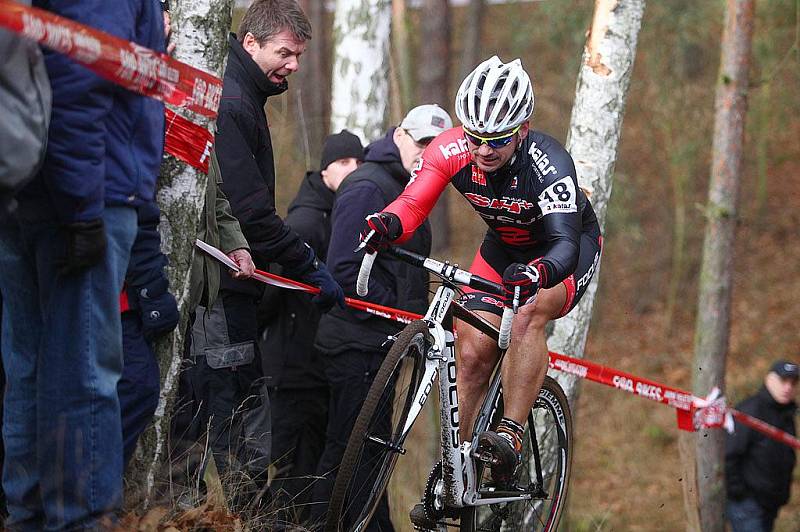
left=354, top=229, right=376, bottom=253
left=512, top=286, right=521, bottom=314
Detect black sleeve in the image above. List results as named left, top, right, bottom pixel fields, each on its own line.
left=534, top=153, right=582, bottom=288
left=725, top=399, right=755, bottom=500
left=327, top=182, right=396, bottom=307
left=215, top=110, right=309, bottom=273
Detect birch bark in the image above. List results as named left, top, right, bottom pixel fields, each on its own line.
left=127, top=0, right=234, bottom=503
left=548, top=0, right=646, bottom=405
left=330, top=0, right=391, bottom=142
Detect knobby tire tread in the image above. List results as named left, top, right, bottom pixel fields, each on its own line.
left=324, top=320, right=430, bottom=532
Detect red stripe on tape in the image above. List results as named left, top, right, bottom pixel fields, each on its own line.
left=0, top=0, right=223, bottom=118
left=164, top=108, right=214, bottom=173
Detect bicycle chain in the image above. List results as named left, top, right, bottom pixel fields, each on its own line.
left=422, top=461, right=461, bottom=522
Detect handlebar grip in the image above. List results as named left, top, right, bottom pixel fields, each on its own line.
left=498, top=307, right=514, bottom=350
left=357, top=252, right=377, bottom=297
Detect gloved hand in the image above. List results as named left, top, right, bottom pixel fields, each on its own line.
left=60, top=219, right=107, bottom=276
left=296, top=246, right=345, bottom=312
left=359, top=212, right=402, bottom=254
left=134, top=278, right=180, bottom=341
left=502, top=262, right=540, bottom=309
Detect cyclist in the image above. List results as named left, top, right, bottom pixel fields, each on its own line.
left=359, top=56, right=602, bottom=490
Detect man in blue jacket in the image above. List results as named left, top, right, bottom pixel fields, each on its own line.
left=0, top=1, right=165, bottom=529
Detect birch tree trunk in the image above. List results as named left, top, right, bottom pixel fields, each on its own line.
left=329, top=0, right=391, bottom=142
left=126, top=0, right=234, bottom=504
left=690, top=1, right=755, bottom=529
left=419, top=0, right=452, bottom=254
left=548, top=0, right=646, bottom=403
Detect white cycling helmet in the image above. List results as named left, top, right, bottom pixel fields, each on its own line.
left=455, top=56, right=534, bottom=134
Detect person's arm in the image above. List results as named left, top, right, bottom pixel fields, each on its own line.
left=328, top=182, right=396, bottom=306
left=725, top=400, right=755, bottom=500
left=125, top=201, right=178, bottom=340
left=215, top=110, right=309, bottom=272
left=383, top=141, right=454, bottom=243
left=530, top=152, right=583, bottom=289
left=37, top=1, right=137, bottom=223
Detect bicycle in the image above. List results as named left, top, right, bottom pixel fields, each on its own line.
left=324, top=245, right=573, bottom=532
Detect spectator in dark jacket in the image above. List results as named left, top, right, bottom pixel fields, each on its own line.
left=0, top=1, right=165, bottom=528
left=118, top=201, right=179, bottom=466
left=177, top=0, right=342, bottom=514
left=726, top=360, right=798, bottom=532
left=259, top=130, right=363, bottom=523
left=310, top=105, right=452, bottom=530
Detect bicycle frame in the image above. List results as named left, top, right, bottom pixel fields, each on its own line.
left=396, top=279, right=536, bottom=511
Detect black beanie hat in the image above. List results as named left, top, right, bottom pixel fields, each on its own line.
left=320, top=130, right=364, bottom=171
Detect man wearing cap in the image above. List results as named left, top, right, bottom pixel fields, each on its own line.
left=310, top=104, right=453, bottom=529
left=257, top=130, right=363, bottom=522
left=726, top=360, right=799, bottom=531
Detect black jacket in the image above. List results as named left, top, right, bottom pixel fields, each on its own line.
left=725, top=387, right=797, bottom=510
left=315, top=130, right=432, bottom=355
left=216, top=34, right=310, bottom=296
left=259, top=172, right=334, bottom=388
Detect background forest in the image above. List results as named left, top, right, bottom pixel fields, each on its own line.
left=238, top=0, right=800, bottom=529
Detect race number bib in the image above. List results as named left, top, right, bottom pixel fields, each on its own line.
left=537, top=176, right=577, bottom=215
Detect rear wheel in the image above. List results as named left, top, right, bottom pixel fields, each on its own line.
left=325, top=320, right=430, bottom=532
left=461, top=376, right=573, bottom=532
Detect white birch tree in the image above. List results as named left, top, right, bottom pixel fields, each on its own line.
left=329, top=0, right=391, bottom=142
left=548, top=0, right=646, bottom=402
left=128, top=0, right=235, bottom=503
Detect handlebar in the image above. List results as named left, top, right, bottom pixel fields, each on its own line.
left=355, top=245, right=515, bottom=350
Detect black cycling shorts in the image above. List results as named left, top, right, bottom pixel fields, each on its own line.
left=459, top=227, right=602, bottom=318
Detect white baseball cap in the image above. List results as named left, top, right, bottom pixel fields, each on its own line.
left=400, top=104, right=453, bottom=142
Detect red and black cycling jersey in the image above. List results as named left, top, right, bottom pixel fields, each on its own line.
left=384, top=126, right=600, bottom=289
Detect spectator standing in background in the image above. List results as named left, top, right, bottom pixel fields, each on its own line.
left=176, top=0, right=342, bottom=514
left=0, top=0, right=165, bottom=528
left=310, top=104, right=453, bottom=530
left=259, top=130, right=363, bottom=524
left=726, top=360, right=798, bottom=532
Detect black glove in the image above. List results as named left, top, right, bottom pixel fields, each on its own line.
left=60, top=219, right=107, bottom=276
left=502, top=262, right=540, bottom=309
left=134, top=278, right=180, bottom=341
left=296, top=246, right=345, bottom=312
left=359, top=212, right=402, bottom=254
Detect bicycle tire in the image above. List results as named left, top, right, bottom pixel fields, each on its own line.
left=461, top=375, right=573, bottom=532
left=325, top=320, right=431, bottom=532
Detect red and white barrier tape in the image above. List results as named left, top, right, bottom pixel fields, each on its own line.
left=193, top=241, right=800, bottom=450
left=0, top=0, right=221, bottom=172
left=0, top=0, right=222, bottom=117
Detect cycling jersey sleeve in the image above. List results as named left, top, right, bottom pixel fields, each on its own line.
left=530, top=142, right=583, bottom=288
left=384, top=127, right=469, bottom=242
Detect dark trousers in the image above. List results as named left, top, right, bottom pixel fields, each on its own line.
left=310, top=349, right=394, bottom=532
left=269, top=386, right=328, bottom=525
left=118, top=311, right=160, bottom=466
left=170, top=290, right=269, bottom=511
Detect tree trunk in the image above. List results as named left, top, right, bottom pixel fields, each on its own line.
left=459, top=0, right=484, bottom=79
left=126, top=0, right=234, bottom=505
left=691, top=1, right=755, bottom=530
left=391, top=0, right=413, bottom=118
left=296, top=0, right=328, bottom=166
left=548, top=0, right=646, bottom=402
left=419, top=0, right=451, bottom=254
left=329, top=0, right=391, bottom=143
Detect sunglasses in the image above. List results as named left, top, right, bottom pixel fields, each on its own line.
left=463, top=125, right=521, bottom=149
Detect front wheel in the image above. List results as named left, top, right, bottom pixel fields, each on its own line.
left=325, top=320, right=430, bottom=532
left=461, top=375, right=573, bottom=532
